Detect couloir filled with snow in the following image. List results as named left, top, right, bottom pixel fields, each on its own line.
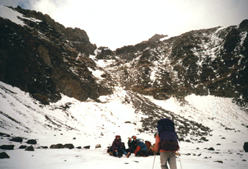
left=0, top=81, right=248, bottom=169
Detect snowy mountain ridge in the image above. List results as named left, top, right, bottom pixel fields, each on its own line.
left=101, top=23, right=248, bottom=107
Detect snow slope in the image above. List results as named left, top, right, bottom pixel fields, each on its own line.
left=0, top=5, right=41, bottom=26
left=0, top=81, right=146, bottom=147
left=0, top=81, right=248, bottom=169
left=0, top=5, right=25, bottom=26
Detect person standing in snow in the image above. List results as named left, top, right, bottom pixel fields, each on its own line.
left=151, top=118, right=179, bottom=169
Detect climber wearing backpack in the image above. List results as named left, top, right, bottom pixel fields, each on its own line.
left=151, top=118, right=179, bottom=169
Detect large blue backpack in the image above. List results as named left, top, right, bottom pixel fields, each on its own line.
left=157, top=118, right=179, bottom=151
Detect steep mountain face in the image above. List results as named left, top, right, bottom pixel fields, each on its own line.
left=97, top=21, right=248, bottom=106
left=0, top=6, right=248, bottom=144
left=0, top=6, right=112, bottom=104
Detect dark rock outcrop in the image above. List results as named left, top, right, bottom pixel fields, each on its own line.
left=19, top=145, right=27, bottom=149
left=25, top=146, right=34, bottom=151
left=207, top=147, right=215, bottom=151
left=10, top=137, right=23, bottom=143
left=83, top=145, right=90, bottom=149
left=50, top=143, right=64, bottom=149
left=0, top=145, right=14, bottom=150
left=0, top=132, right=10, bottom=137
left=64, top=144, right=74, bottom=149
left=244, top=142, right=248, bottom=152
left=96, top=47, right=114, bottom=59
left=0, top=6, right=111, bottom=104
left=26, top=139, right=37, bottom=145
left=0, top=152, right=9, bottom=159
left=239, top=19, right=248, bottom=31
left=49, top=143, right=74, bottom=149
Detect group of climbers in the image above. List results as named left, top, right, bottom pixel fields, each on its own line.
left=107, top=118, right=180, bottom=169
left=107, top=135, right=153, bottom=158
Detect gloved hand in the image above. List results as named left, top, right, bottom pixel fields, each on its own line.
left=175, top=151, right=181, bottom=156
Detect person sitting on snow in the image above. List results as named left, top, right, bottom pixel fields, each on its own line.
left=128, top=135, right=149, bottom=157
left=107, top=135, right=130, bottom=158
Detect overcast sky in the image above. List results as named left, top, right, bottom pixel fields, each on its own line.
left=0, top=0, right=248, bottom=49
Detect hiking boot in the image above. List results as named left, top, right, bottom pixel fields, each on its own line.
left=126, top=152, right=131, bottom=158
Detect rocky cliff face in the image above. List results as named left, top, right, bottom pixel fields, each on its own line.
left=97, top=20, right=248, bottom=106
left=1, top=6, right=248, bottom=108
left=0, top=6, right=111, bottom=104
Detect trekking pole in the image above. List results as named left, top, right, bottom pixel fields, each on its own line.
left=151, top=154, right=156, bottom=169
left=177, top=139, right=183, bottom=169
left=178, top=155, right=183, bottom=169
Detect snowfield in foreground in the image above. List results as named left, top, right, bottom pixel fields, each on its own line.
left=0, top=81, right=248, bottom=169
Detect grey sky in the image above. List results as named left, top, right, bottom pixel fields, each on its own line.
left=0, top=0, right=248, bottom=49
